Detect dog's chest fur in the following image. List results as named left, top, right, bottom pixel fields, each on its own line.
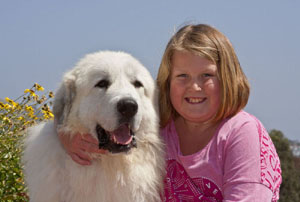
left=23, top=122, right=164, bottom=202
left=62, top=151, right=163, bottom=202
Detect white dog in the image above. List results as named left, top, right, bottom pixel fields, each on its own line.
left=22, top=51, right=165, bottom=202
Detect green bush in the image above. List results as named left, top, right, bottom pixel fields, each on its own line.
left=270, top=129, right=300, bottom=202
left=0, top=84, right=54, bottom=201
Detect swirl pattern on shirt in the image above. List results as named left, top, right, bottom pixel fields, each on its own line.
left=163, top=159, right=223, bottom=202
left=255, top=117, right=282, bottom=202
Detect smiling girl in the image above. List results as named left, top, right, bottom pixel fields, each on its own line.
left=158, top=24, right=282, bottom=201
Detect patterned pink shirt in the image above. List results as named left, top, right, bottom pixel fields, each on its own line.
left=161, top=111, right=282, bottom=202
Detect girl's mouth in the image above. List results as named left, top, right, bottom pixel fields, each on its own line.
left=185, top=97, right=206, bottom=104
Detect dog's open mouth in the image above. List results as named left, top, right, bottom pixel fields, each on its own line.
left=96, top=124, right=137, bottom=153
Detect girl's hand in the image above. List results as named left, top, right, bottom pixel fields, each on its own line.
left=58, top=132, right=106, bottom=165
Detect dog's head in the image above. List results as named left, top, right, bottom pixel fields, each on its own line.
left=53, top=51, right=158, bottom=154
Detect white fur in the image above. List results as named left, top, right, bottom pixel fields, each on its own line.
left=22, top=51, right=165, bottom=202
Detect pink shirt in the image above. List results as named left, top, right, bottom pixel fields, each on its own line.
left=161, top=111, right=282, bottom=202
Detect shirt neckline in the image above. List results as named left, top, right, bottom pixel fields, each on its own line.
left=170, top=118, right=225, bottom=159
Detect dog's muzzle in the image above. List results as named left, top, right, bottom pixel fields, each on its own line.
left=96, top=98, right=138, bottom=153
left=96, top=124, right=137, bottom=153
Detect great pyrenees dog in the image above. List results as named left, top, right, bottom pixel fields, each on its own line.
left=22, top=51, right=165, bottom=202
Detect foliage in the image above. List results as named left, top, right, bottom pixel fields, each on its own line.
left=270, top=129, right=300, bottom=202
left=0, top=83, right=54, bottom=201
left=294, top=156, right=300, bottom=172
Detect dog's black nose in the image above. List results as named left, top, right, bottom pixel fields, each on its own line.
left=117, top=98, right=138, bottom=119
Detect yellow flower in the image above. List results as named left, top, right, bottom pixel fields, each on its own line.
left=18, top=116, right=24, bottom=121
left=3, top=116, right=11, bottom=123
left=42, top=109, right=54, bottom=119
left=24, top=121, right=31, bottom=126
left=31, top=92, right=37, bottom=98
left=28, top=113, right=36, bottom=119
left=49, top=91, right=54, bottom=98
left=48, top=112, right=54, bottom=118
left=34, top=83, right=44, bottom=91
left=16, top=103, right=22, bottom=110
left=5, top=97, right=18, bottom=108
left=4, top=104, right=12, bottom=110
left=5, top=97, right=13, bottom=103
left=34, top=94, right=39, bottom=101
left=24, top=89, right=37, bottom=98
left=0, top=102, right=4, bottom=109
left=37, top=97, right=45, bottom=104
left=25, top=105, right=34, bottom=112
left=24, top=89, right=31, bottom=93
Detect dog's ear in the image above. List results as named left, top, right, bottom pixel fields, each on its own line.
left=53, top=72, right=76, bottom=127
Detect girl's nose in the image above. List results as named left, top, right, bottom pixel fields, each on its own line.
left=192, top=82, right=202, bottom=91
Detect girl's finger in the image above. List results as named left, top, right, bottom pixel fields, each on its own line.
left=82, top=133, right=99, bottom=144
left=79, top=140, right=100, bottom=153
left=70, top=151, right=91, bottom=166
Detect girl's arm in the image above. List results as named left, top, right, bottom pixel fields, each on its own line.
left=222, top=119, right=281, bottom=202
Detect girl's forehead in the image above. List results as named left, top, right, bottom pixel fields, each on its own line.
left=171, top=56, right=217, bottom=72
left=172, top=50, right=214, bottom=63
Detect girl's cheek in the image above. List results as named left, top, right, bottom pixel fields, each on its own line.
left=204, top=78, right=220, bottom=89
left=203, top=82, right=215, bottom=91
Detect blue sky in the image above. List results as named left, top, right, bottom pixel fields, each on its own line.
left=1, top=0, right=299, bottom=141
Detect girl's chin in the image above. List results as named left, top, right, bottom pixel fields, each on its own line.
left=180, top=114, right=213, bottom=123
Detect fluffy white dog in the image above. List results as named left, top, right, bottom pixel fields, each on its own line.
left=22, top=51, right=165, bottom=202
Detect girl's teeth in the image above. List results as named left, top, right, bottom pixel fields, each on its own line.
left=187, top=98, right=204, bottom=103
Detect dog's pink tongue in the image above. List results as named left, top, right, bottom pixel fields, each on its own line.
left=111, top=125, right=132, bottom=145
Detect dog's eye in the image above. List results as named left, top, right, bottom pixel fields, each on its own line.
left=95, top=79, right=110, bottom=88
left=133, top=80, right=143, bottom=88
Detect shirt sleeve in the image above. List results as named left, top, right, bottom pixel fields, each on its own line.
left=222, top=120, right=274, bottom=201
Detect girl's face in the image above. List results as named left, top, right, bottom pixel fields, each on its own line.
left=170, top=51, right=221, bottom=123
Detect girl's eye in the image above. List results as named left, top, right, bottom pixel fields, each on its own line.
left=203, top=73, right=213, bottom=77
left=177, top=74, right=188, bottom=78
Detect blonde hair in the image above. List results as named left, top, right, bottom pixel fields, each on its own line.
left=157, top=24, right=250, bottom=128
